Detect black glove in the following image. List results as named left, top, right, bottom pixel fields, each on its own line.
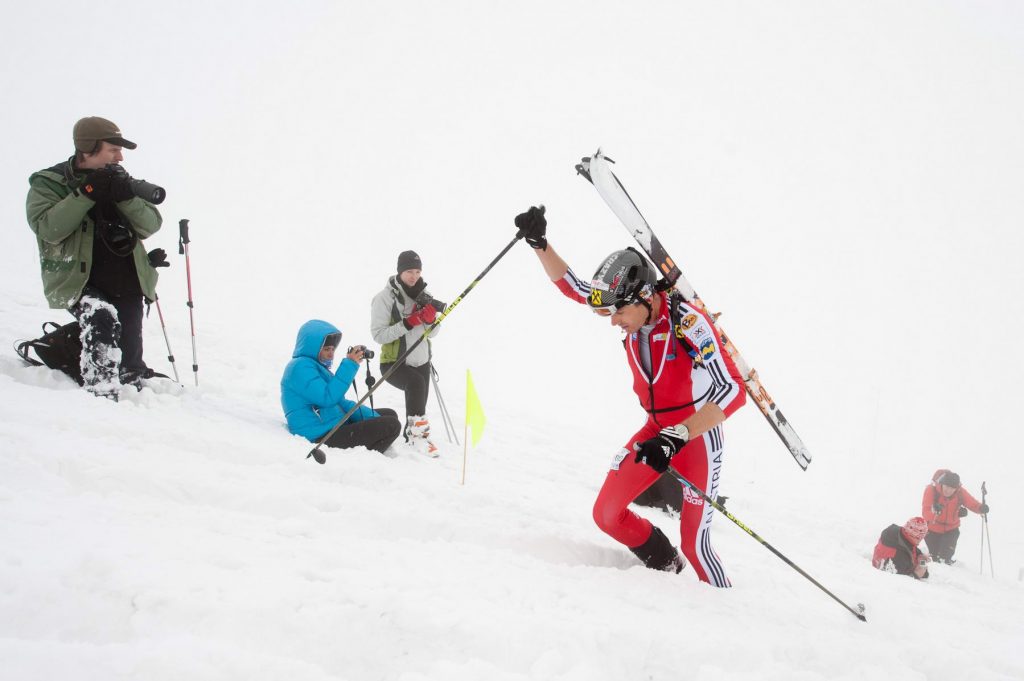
left=79, top=167, right=114, bottom=202
left=633, top=425, right=689, bottom=473
left=958, top=506, right=968, bottom=518
left=514, top=205, right=547, bottom=250
left=979, top=503, right=990, bottom=514
left=148, top=248, right=170, bottom=268
left=109, top=166, right=135, bottom=202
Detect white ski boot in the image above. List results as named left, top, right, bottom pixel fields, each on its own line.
left=406, top=415, right=438, bottom=457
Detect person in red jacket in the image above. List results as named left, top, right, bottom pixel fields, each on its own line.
left=922, top=469, right=989, bottom=564
left=515, top=206, right=746, bottom=587
left=872, top=517, right=930, bottom=579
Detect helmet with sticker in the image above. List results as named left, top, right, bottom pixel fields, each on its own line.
left=587, top=247, right=656, bottom=311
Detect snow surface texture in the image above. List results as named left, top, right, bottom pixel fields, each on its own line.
left=2, top=2, right=1023, bottom=680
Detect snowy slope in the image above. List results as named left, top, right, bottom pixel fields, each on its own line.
left=3, top=2, right=1024, bottom=680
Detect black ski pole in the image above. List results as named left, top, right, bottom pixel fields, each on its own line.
left=663, top=467, right=867, bottom=622
left=178, top=219, right=199, bottom=386
left=307, top=232, right=525, bottom=464
left=364, top=362, right=376, bottom=411
left=350, top=361, right=376, bottom=411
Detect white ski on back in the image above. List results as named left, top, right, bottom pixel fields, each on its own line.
left=578, top=149, right=812, bottom=470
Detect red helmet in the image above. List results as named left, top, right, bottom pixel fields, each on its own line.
left=902, top=517, right=928, bottom=544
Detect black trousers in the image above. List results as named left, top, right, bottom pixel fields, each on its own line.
left=924, top=527, right=960, bottom=562
left=380, top=362, right=432, bottom=419
left=322, top=407, right=402, bottom=453
left=69, top=286, right=146, bottom=389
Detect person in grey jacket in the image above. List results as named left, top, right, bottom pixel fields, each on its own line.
left=370, top=250, right=446, bottom=456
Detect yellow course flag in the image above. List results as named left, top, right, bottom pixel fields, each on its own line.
left=465, top=369, right=486, bottom=447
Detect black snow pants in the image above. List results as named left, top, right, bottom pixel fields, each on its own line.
left=322, top=407, right=402, bottom=453
left=380, top=362, right=432, bottom=420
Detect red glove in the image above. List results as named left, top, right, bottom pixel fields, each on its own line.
left=403, top=304, right=437, bottom=329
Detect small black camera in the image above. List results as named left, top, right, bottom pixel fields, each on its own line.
left=348, top=345, right=375, bottom=359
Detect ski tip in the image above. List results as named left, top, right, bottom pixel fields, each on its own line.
left=574, top=158, right=593, bottom=184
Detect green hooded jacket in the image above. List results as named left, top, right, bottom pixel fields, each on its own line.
left=26, top=159, right=162, bottom=309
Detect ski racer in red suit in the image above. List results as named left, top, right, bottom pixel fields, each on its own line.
left=515, top=206, right=746, bottom=586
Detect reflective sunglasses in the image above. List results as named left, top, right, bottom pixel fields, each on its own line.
left=591, top=304, right=620, bottom=317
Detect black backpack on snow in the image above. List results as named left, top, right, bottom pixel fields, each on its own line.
left=15, top=321, right=85, bottom=385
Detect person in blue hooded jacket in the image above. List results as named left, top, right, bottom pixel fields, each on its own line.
left=281, top=319, right=401, bottom=453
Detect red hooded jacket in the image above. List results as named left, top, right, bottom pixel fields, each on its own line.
left=872, top=524, right=929, bottom=579
left=922, top=469, right=982, bottom=535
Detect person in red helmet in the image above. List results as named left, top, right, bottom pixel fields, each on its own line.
left=872, top=517, right=930, bottom=579
left=922, top=469, right=988, bottom=564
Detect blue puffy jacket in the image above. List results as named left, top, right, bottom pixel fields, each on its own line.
left=281, top=319, right=378, bottom=440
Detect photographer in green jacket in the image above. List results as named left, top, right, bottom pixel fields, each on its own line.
left=26, top=117, right=163, bottom=399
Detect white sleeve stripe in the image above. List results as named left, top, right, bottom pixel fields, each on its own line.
left=563, top=269, right=590, bottom=296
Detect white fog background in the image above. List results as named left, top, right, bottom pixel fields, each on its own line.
left=1, top=2, right=1022, bottom=680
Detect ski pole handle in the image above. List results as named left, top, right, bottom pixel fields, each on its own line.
left=178, top=218, right=190, bottom=254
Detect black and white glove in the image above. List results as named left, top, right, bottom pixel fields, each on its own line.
left=633, top=425, right=690, bottom=473
left=514, top=205, right=547, bottom=250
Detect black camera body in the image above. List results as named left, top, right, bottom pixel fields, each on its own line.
left=105, top=164, right=166, bottom=205
left=348, top=345, right=375, bottom=359
left=415, top=291, right=447, bottom=312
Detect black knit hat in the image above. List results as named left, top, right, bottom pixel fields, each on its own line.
left=397, top=250, right=422, bottom=273
left=939, top=471, right=961, bottom=488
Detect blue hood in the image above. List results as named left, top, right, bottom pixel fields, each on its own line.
left=293, top=319, right=340, bottom=360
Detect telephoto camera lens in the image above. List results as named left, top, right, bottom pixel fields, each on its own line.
left=130, top=178, right=166, bottom=204
left=105, top=163, right=166, bottom=205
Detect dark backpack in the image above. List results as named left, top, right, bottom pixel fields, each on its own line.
left=15, top=321, right=85, bottom=385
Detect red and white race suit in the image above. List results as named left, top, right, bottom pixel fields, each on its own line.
left=556, top=271, right=746, bottom=586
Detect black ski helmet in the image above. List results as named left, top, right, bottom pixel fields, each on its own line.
left=587, top=247, right=657, bottom=311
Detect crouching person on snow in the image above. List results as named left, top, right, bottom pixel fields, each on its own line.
left=281, top=320, right=402, bottom=453
left=26, top=116, right=163, bottom=399
left=370, top=250, right=447, bottom=457
left=872, top=516, right=930, bottom=579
